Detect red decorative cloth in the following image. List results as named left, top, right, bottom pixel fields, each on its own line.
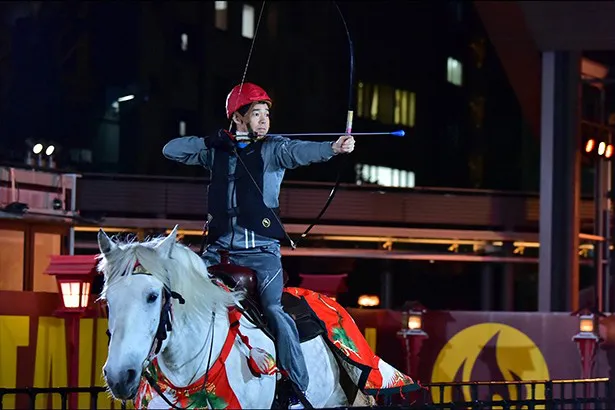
left=284, top=287, right=419, bottom=395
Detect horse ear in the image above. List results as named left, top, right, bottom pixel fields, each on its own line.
left=156, top=225, right=179, bottom=258
left=97, top=229, right=116, bottom=254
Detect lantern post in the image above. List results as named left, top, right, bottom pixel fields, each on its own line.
left=397, top=301, right=428, bottom=378
left=571, top=307, right=604, bottom=409
left=45, top=254, right=98, bottom=410
left=571, top=307, right=603, bottom=379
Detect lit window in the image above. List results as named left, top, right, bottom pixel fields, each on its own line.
left=358, top=82, right=374, bottom=119
left=179, top=121, right=186, bottom=136
left=181, top=33, right=188, bottom=51
left=377, top=85, right=394, bottom=124
left=378, top=167, right=392, bottom=187
left=215, top=1, right=228, bottom=30
left=392, top=169, right=400, bottom=188
left=242, top=4, right=255, bottom=39
left=408, top=92, right=416, bottom=126
left=357, top=82, right=364, bottom=117
left=356, top=164, right=415, bottom=188
left=394, top=90, right=416, bottom=127
left=370, top=85, right=379, bottom=121
left=447, top=57, right=462, bottom=86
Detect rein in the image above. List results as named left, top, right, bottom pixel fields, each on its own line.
left=141, top=284, right=220, bottom=410
left=142, top=305, right=217, bottom=410
left=150, top=286, right=186, bottom=357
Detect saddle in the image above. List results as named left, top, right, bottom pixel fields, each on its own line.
left=208, top=250, right=326, bottom=343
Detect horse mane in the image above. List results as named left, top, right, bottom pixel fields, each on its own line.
left=97, top=235, right=245, bottom=316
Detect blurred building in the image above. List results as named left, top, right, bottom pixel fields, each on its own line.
left=0, top=1, right=532, bottom=190
left=2, top=1, right=614, bottom=312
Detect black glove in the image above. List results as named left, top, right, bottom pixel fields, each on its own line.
left=204, top=129, right=235, bottom=151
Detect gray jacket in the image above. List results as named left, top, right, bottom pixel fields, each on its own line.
left=162, top=135, right=336, bottom=250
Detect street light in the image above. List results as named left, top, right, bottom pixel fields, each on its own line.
left=358, top=294, right=380, bottom=308
left=45, top=254, right=99, bottom=409
left=571, top=308, right=603, bottom=380
left=584, top=137, right=613, bottom=159
left=25, top=141, right=57, bottom=168
left=117, top=94, right=135, bottom=102
left=399, top=301, right=428, bottom=337
left=397, top=301, right=429, bottom=378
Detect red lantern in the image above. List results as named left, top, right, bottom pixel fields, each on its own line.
left=44, top=254, right=99, bottom=409
left=45, top=255, right=98, bottom=314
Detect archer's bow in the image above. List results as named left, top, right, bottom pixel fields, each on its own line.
left=295, top=2, right=355, bottom=245
left=231, top=1, right=355, bottom=249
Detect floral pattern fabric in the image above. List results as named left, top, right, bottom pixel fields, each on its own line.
left=284, top=287, right=419, bottom=395
left=134, top=310, right=243, bottom=409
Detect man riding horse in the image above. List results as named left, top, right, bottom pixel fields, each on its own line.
left=162, top=82, right=355, bottom=408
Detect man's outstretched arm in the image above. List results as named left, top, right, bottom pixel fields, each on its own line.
left=162, top=136, right=213, bottom=167
left=270, top=135, right=355, bottom=169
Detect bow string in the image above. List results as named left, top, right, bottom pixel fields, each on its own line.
left=231, top=1, right=355, bottom=249
left=297, top=2, right=355, bottom=244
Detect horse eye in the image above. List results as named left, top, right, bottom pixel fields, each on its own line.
left=146, top=292, right=159, bottom=303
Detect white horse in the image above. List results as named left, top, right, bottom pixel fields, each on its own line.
left=97, top=226, right=376, bottom=409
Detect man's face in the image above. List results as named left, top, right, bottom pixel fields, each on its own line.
left=234, top=102, right=270, bottom=137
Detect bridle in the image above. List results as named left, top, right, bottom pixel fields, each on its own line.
left=106, top=262, right=217, bottom=410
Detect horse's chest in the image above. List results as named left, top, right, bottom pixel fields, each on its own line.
left=136, top=360, right=240, bottom=409
left=135, top=347, right=275, bottom=409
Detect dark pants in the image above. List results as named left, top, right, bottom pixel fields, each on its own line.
left=202, top=243, right=309, bottom=391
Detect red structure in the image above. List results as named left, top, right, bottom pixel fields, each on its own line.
left=45, top=255, right=99, bottom=410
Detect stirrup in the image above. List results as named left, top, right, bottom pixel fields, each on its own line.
left=287, top=381, right=313, bottom=409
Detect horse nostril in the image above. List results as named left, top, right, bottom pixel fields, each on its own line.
left=126, top=368, right=137, bottom=385
left=103, top=368, right=108, bottom=377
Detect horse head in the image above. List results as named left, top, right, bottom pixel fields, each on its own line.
left=97, top=225, right=245, bottom=401
left=97, top=226, right=183, bottom=400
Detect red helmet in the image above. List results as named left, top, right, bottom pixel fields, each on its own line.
left=225, top=82, right=272, bottom=119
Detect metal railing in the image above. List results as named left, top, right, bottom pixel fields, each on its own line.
left=1, top=378, right=612, bottom=409
left=0, top=163, right=598, bottom=230
left=0, top=387, right=125, bottom=410
left=74, top=172, right=597, bottom=230
left=404, top=378, right=614, bottom=409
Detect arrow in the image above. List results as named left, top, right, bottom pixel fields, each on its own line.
left=271, top=130, right=406, bottom=138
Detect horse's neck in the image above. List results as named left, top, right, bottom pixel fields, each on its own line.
left=157, top=306, right=230, bottom=387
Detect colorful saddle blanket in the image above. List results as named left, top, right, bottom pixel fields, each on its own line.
left=284, top=287, right=420, bottom=396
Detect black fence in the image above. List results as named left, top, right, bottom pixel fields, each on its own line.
left=0, top=387, right=125, bottom=410
left=0, top=378, right=613, bottom=409
left=398, top=377, right=614, bottom=409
